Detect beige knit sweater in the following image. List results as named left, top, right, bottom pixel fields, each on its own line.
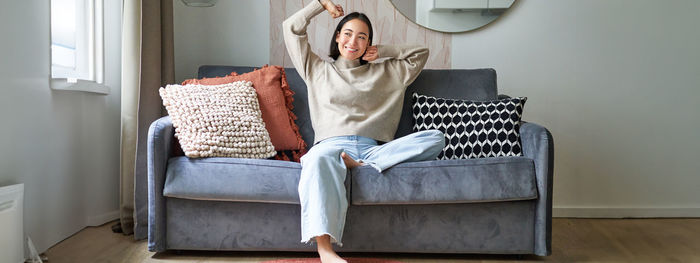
left=282, top=0, right=429, bottom=144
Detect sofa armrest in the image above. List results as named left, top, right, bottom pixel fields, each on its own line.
left=519, top=121, right=554, bottom=256
left=147, top=116, right=174, bottom=252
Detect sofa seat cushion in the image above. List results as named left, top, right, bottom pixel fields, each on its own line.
left=351, top=156, right=537, bottom=205
left=163, top=157, right=302, bottom=204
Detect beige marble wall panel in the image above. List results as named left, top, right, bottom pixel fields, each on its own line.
left=270, top=0, right=450, bottom=69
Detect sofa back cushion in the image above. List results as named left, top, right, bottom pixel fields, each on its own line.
left=197, top=66, right=497, bottom=146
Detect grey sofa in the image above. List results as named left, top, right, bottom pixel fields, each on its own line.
left=146, top=65, right=554, bottom=256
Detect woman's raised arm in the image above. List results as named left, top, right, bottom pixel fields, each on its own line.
left=379, top=45, right=430, bottom=86
left=282, top=0, right=340, bottom=81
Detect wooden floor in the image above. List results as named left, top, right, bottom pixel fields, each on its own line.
left=44, top=218, right=700, bottom=263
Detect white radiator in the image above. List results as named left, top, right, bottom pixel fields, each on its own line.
left=0, top=184, right=24, bottom=263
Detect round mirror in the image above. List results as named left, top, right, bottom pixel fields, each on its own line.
left=390, top=0, right=517, bottom=33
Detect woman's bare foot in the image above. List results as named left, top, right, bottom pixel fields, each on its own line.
left=319, top=250, right=347, bottom=263
left=316, top=235, right=347, bottom=263
left=341, top=152, right=364, bottom=168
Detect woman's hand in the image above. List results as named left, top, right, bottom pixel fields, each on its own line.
left=320, top=0, right=343, bottom=18
left=362, top=46, right=378, bottom=62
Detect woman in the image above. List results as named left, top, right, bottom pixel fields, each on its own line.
left=282, top=0, right=445, bottom=262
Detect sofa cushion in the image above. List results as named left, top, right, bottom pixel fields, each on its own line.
left=159, top=82, right=276, bottom=159
left=163, top=157, right=302, bottom=204
left=184, top=65, right=307, bottom=162
left=412, top=93, right=527, bottom=159
left=351, top=156, right=537, bottom=205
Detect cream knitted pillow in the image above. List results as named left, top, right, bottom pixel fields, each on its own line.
left=159, top=81, right=276, bottom=159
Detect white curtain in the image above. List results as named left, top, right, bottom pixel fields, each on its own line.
left=118, top=0, right=174, bottom=238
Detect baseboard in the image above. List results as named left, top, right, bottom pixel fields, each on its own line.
left=86, top=210, right=120, bottom=226
left=553, top=207, right=700, bottom=218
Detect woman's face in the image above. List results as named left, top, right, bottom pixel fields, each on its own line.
left=335, top=18, right=370, bottom=61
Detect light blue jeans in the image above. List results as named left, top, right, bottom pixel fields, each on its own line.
left=298, top=130, right=445, bottom=246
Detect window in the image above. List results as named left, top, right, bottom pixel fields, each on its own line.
left=50, top=0, right=107, bottom=93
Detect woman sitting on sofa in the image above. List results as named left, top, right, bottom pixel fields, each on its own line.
left=283, top=0, right=445, bottom=262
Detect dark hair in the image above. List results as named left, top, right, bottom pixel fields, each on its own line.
left=329, top=12, right=373, bottom=65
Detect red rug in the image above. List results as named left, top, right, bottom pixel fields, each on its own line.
left=261, top=258, right=402, bottom=263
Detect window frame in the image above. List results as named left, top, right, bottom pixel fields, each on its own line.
left=49, top=0, right=109, bottom=94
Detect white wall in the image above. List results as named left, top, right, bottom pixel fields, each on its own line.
left=0, top=0, right=122, bottom=254
left=452, top=0, right=700, bottom=216
left=173, top=0, right=270, bottom=83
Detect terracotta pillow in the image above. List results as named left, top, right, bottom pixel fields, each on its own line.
left=182, top=65, right=307, bottom=161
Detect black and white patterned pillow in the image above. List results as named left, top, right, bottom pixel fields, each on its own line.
left=412, top=93, right=527, bottom=159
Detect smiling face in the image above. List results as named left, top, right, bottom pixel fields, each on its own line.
left=335, top=18, right=370, bottom=61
